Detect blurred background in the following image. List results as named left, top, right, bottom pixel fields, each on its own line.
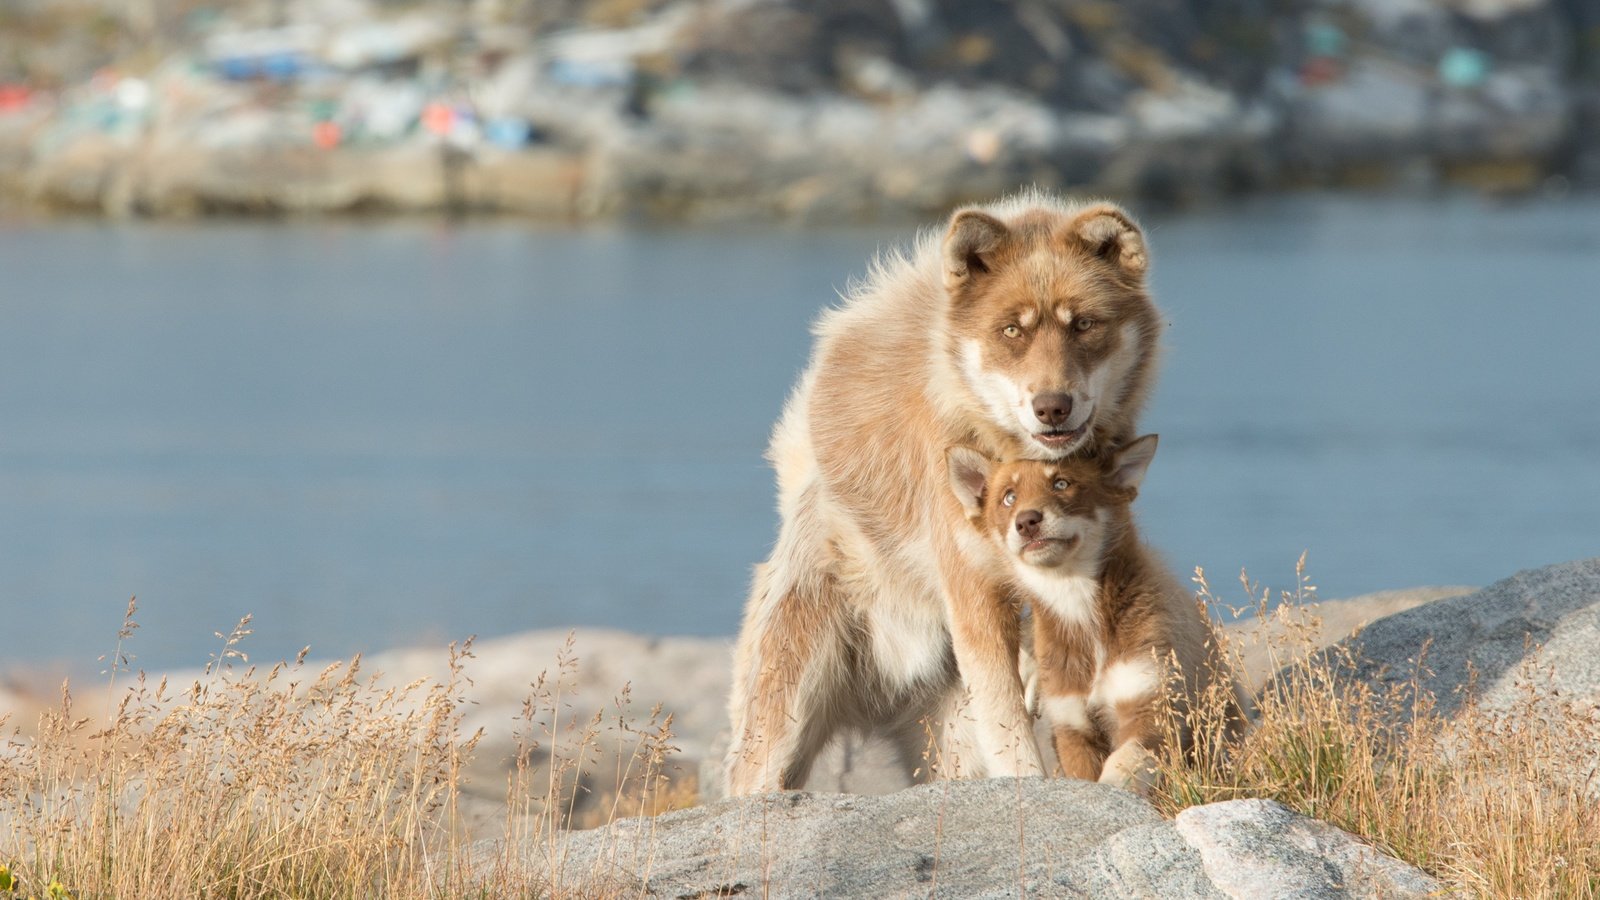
left=1, top=0, right=1597, bottom=675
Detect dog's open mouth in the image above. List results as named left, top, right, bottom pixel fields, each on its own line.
left=1033, top=423, right=1087, bottom=449
left=1021, top=535, right=1078, bottom=556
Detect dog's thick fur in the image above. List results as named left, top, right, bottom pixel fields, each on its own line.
left=948, top=437, right=1245, bottom=792
left=725, top=192, right=1163, bottom=794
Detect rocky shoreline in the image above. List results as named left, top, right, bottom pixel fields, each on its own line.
left=2, top=0, right=1598, bottom=223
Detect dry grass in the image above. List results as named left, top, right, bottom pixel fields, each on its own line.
left=1153, top=557, right=1600, bottom=899
left=0, top=601, right=688, bottom=900
left=7, top=564, right=1599, bottom=898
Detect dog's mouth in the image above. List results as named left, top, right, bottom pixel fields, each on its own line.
left=1018, top=534, right=1079, bottom=561
left=1032, top=422, right=1087, bottom=451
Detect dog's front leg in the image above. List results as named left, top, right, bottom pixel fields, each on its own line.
left=938, top=559, right=1045, bottom=778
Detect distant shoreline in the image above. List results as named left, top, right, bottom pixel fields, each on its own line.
left=1, top=168, right=1591, bottom=227
left=1, top=129, right=1589, bottom=226
left=4, top=0, right=1596, bottom=225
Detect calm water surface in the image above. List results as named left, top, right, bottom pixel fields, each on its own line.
left=2, top=195, right=1598, bottom=673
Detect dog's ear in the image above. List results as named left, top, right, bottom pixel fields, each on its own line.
left=946, top=446, right=994, bottom=518
left=1067, top=204, right=1148, bottom=277
left=943, top=210, right=1010, bottom=291
left=1108, top=434, right=1159, bottom=493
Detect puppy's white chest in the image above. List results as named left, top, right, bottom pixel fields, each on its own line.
left=1016, top=568, right=1101, bottom=631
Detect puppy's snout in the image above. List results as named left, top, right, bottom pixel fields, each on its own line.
left=1032, top=392, right=1073, bottom=427
left=1015, top=509, right=1043, bottom=539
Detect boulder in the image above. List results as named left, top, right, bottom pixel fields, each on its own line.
left=482, top=778, right=1441, bottom=898
left=1330, top=558, right=1600, bottom=718
left=1227, top=585, right=1471, bottom=691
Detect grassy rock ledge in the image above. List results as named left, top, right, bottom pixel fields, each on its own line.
left=3, top=561, right=1596, bottom=897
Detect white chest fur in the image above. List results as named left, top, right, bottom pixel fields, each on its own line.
left=1019, top=568, right=1161, bottom=736
left=1015, top=566, right=1102, bottom=632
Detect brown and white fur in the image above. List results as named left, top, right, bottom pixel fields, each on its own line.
left=725, top=191, right=1163, bottom=794
left=947, top=436, right=1245, bottom=792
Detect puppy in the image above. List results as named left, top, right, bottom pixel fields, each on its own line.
left=948, top=436, right=1244, bottom=791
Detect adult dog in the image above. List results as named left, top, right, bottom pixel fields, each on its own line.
left=725, top=192, right=1163, bottom=794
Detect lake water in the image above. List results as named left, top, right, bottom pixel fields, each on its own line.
left=3, top=195, right=1598, bottom=675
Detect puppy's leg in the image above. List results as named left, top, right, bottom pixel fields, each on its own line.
left=1039, top=692, right=1105, bottom=780
left=1100, top=740, right=1159, bottom=794
left=1100, top=696, right=1163, bottom=794
left=1053, top=727, right=1108, bottom=781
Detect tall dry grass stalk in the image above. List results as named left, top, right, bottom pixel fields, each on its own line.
left=1154, top=557, right=1600, bottom=899
left=486, top=633, right=683, bottom=897
left=0, top=604, right=687, bottom=899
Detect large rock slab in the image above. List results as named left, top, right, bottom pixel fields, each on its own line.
left=1227, top=585, right=1470, bottom=691
left=1331, top=558, right=1600, bottom=717
left=487, top=778, right=1440, bottom=898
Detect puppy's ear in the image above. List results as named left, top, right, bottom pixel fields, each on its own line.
left=1067, top=204, right=1148, bottom=276
left=946, top=446, right=994, bottom=518
left=943, top=210, right=1009, bottom=291
left=1108, top=434, right=1159, bottom=492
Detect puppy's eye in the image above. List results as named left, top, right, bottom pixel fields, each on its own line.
left=1052, top=479, right=1068, bottom=490
left=1074, top=317, right=1096, bottom=332
left=1002, top=490, right=1016, bottom=507
left=1002, top=324, right=1022, bottom=339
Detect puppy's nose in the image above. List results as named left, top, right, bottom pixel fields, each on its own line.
left=1032, top=392, right=1073, bottom=427
left=1015, top=509, right=1042, bottom=539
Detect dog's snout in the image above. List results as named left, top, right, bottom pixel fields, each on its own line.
left=1015, top=509, right=1043, bottom=539
left=1032, top=392, right=1074, bottom=427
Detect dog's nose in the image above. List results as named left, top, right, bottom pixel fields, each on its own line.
left=1032, top=392, right=1074, bottom=427
left=1015, top=509, right=1042, bottom=539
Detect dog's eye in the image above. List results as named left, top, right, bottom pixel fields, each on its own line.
left=1052, top=479, right=1068, bottom=490
left=1002, top=490, right=1016, bottom=507
left=1074, top=317, right=1096, bottom=332
left=1002, top=324, right=1022, bottom=339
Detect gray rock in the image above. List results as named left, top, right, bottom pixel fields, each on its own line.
left=1228, top=585, right=1473, bottom=691
left=1331, top=558, right=1600, bottom=717
left=1169, top=799, right=1442, bottom=898
left=482, top=779, right=1440, bottom=898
